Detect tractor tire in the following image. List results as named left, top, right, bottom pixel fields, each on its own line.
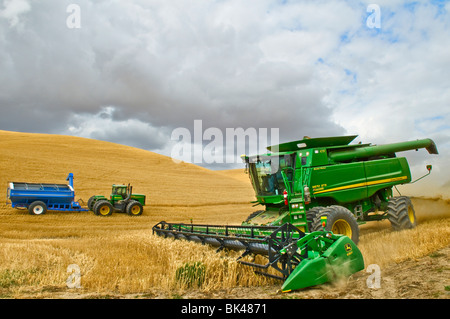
left=28, top=201, right=47, bottom=215
left=386, top=196, right=416, bottom=231
left=93, top=200, right=114, bottom=216
left=87, top=196, right=97, bottom=211
left=126, top=200, right=143, bottom=216
left=92, top=199, right=108, bottom=215
left=310, top=205, right=360, bottom=244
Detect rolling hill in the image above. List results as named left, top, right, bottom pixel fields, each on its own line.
left=0, top=130, right=448, bottom=299
left=0, top=130, right=256, bottom=223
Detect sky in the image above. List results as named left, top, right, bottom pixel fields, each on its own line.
left=0, top=0, right=449, bottom=190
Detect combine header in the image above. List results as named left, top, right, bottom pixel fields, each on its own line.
left=153, top=221, right=364, bottom=291
left=154, top=135, right=438, bottom=291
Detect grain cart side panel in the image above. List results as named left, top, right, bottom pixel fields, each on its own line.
left=310, top=162, right=368, bottom=204
left=7, top=173, right=87, bottom=214
left=8, top=183, right=74, bottom=207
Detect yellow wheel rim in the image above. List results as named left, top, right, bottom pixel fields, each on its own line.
left=331, top=219, right=352, bottom=238
left=408, top=206, right=415, bottom=224
left=131, top=205, right=140, bottom=215
left=99, top=206, right=110, bottom=215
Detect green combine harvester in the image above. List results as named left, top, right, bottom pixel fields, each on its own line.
left=153, top=135, right=438, bottom=292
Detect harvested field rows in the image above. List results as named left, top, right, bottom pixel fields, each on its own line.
left=0, top=130, right=449, bottom=299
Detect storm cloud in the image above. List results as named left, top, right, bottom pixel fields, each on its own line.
left=0, top=1, right=345, bottom=141
left=0, top=1, right=449, bottom=179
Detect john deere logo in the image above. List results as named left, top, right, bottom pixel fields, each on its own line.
left=344, top=243, right=352, bottom=252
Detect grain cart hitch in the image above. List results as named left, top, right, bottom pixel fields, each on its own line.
left=152, top=221, right=364, bottom=292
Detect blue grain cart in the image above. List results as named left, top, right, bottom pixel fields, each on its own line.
left=6, top=173, right=88, bottom=215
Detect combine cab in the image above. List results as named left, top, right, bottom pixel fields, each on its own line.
left=153, top=135, right=438, bottom=291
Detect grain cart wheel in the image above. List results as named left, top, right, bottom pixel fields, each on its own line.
left=386, top=196, right=416, bottom=231
left=126, top=200, right=143, bottom=216
left=311, top=205, right=360, bottom=244
left=94, top=200, right=114, bottom=216
left=28, top=201, right=47, bottom=215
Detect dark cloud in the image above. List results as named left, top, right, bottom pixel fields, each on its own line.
left=0, top=0, right=345, bottom=156
left=1, top=1, right=448, bottom=179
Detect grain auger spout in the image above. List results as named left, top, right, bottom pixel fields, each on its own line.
left=152, top=221, right=364, bottom=292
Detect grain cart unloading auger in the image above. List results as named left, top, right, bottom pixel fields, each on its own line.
left=153, top=135, right=438, bottom=292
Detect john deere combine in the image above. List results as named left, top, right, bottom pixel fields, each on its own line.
left=153, top=135, right=438, bottom=292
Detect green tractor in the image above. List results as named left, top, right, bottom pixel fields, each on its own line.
left=88, top=184, right=146, bottom=216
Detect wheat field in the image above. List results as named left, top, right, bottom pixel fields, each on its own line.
left=0, top=130, right=449, bottom=298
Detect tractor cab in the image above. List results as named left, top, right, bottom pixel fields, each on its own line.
left=111, top=184, right=131, bottom=203
left=112, top=185, right=127, bottom=196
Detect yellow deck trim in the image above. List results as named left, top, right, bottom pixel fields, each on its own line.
left=313, top=176, right=408, bottom=195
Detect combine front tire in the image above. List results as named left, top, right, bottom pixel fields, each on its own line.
left=126, top=200, right=143, bottom=216
left=386, top=196, right=416, bottom=231
left=306, top=207, right=322, bottom=232
left=28, top=201, right=47, bottom=215
left=310, top=205, right=360, bottom=244
left=94, top=200, right=114, bottom=216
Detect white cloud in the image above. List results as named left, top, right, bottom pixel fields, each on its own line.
left=66, top=106, right=168, bottom=150
left=0, top=0, right=448, bottom=180
left=323, top=2, right=450, bottom=142
left=0, top=0, right=30, bottom=27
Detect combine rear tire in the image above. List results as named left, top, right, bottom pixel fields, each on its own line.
left=310, top=205, right=360, bottom=244
left=126, top=200, right=143, bottom=216
left=94, top=200, right=114, bottom=216
left=386, top=196, right=416, bottom=231
left=28, top=201, right=47, bottom=215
